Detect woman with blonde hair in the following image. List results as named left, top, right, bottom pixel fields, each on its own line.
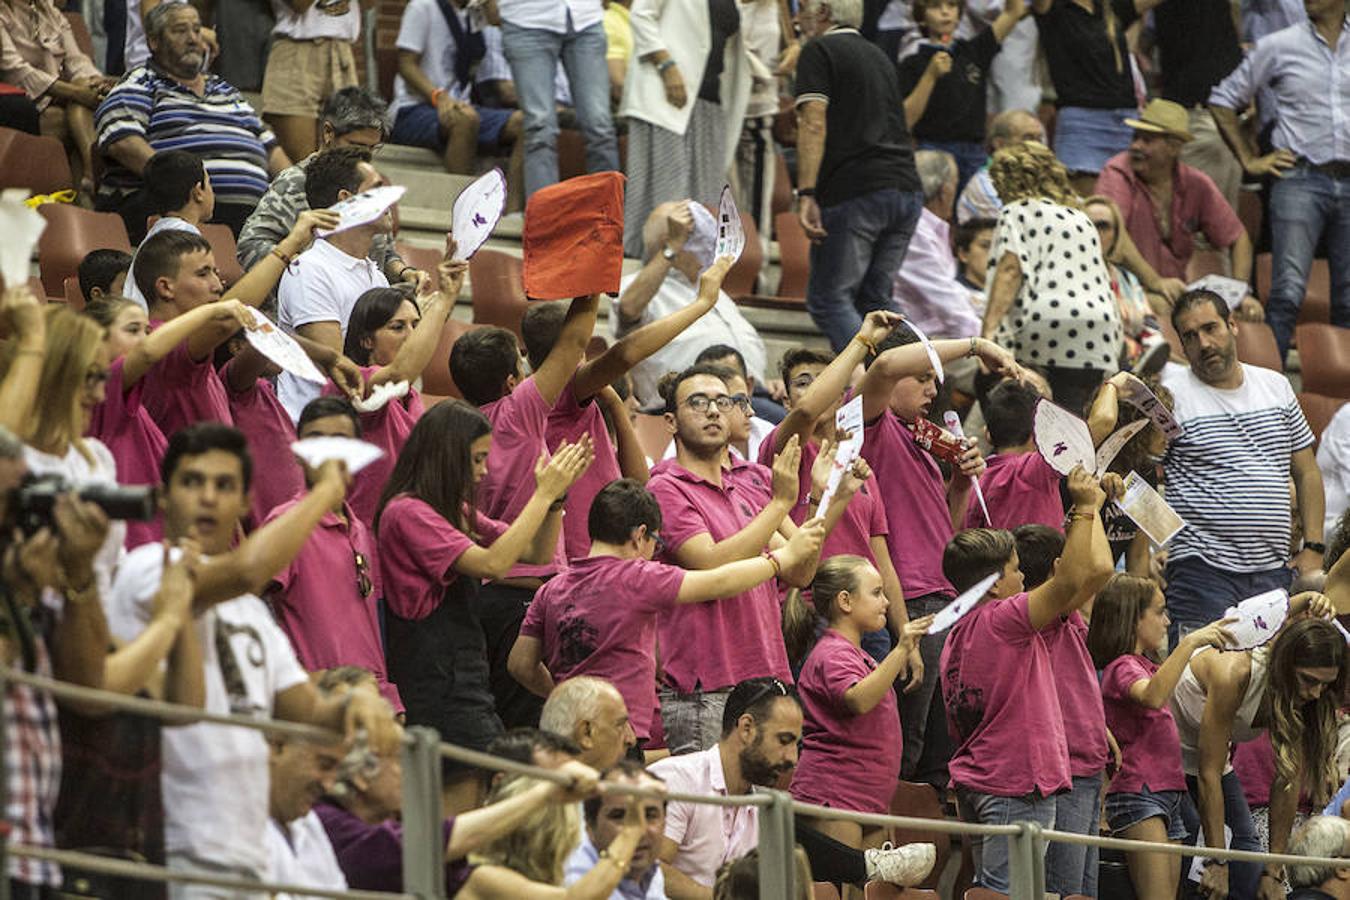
left=979, top=142, right=1123, bottom=415
left=0, top=304, right=124, bottom=593
left=458, top=774, right=647, bottom=899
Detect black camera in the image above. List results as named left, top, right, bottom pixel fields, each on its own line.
left=7, top=473, right=157, bottom=536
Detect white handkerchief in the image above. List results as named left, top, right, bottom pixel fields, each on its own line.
left=0, top=190, right=46, bottom=290
left=290, top=436, right=385, bottom=475
left=353, top=380, right=410, bottom=413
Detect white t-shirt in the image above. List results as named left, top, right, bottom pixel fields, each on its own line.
left=270, top=0, right=361, bottom=41
left=23, top=438, right=125, bottom=601
left=123, top=0, right=188, bottom=72
left=390, top=1, right=513, bottom=120
left=276, top=238, right=388, bottom=421
left=124, top=217, right=201, bottom=311
left=265, top=811, right=349, bottom=897
left=107, top=543, right=309, bottom=878
left=1317, top=403, right=1350, bottom=539
left=608, top=269, right=767, bottom=409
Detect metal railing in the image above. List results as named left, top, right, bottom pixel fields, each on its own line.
left=4, top=665, right=1350, bottom=900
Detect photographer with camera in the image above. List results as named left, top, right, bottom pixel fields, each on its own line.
left=0, top=423, right=117, bottom=898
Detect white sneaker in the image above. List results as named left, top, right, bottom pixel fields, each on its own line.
left=864, top=841, right=937, bottom=886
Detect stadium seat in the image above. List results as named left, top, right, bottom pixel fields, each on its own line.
left=723, top=210, right=765, bottom=298
left=1254, top=253, right=1331, bottom=325
left=201, top=223, right=243, bottom=288
left=394, top=242, right=442, bottom=278
left=771, top=152, right=793, bottom=217
left=633, top=413, right=672, bottom=461
left=813, top=883, right=842, bottom=900
left=737, top=211, right=809, bottom=310
left=864, top=885, right=940, bottom=899
left=63, top=275, right=83, bottom=310
left=1297, top=392, right=1348, bottom=448
left=0, top=127, right=74, bottom=195
left=1185, top=249, right=1227, bottom=281
left=963, top=888, right=1007, bottom=900
left=887, top=781, right=951, bottom=891
left=468, top=249, right=527, bottom=337
left=1297, top=324, right=1350, bottom=400
left=1234, top=321, right=1283, bottom=371
left=37, top=204, right=132, bottom=297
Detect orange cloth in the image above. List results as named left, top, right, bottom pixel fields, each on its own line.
left=523, top=171, right=625, bottom=300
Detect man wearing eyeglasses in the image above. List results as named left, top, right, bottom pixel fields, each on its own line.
left=263, top=397, right=403, bottom=715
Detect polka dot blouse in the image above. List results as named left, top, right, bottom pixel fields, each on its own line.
left=990, top=198, right=1122, bottom=372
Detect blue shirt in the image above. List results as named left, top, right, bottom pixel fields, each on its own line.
left=1208, top=15, right=1350, bottom=164
left=563, top=832, right=666, bottom=900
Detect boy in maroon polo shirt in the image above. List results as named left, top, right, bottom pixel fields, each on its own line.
left=264, top=397, right=400, bottom=713
left=858, top=325, right=1022, bottom=786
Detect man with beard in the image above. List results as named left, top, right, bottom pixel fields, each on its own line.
left=94, top=3, right=291, bottom=241
left=649, top=677, right=931, bottom=900
left=1160, top=290, right=1326, bottom=645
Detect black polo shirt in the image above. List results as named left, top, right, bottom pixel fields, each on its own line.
left=897, top=29, right=1001, bottom=143
left=1035, top=0, right=1140, bottom=109
left=795, top=28, right=921, bottom=207
left=1152, top=0, right=1243, bottom=107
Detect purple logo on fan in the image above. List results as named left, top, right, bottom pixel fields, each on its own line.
left=1053, top=442, right=1068, bottom=456
left=1254, top=615, right=1268, bottom=631
left=472, top=213, right=487, bottom=227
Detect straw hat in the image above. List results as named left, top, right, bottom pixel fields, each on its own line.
left=1123, top=99, right=1194, bottom=142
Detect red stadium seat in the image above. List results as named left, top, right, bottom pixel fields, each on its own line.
left=36, top=204, right=132, bottom=297
left=887, top=781, right=951, bottom=891
left=420, top=318, right=486, bottom=399
left=0, top=127, right=74, bottom=195
left=63, top=275, right=84, bottom=310
left=200, top=223, right=243, bottom=287
left=633, top=413, right=672, bottom=462
left=865, top=885, right=940, bottom=899
left=813, top=883, right=842, bottom=900
left=1297, top=324, right=1350, bottom=400
left=468, top=249, right=527, bottom=338
left=1254, top=253, right=1330, bottom=325
left=737, top=212, right=809, bottom=310
left=1297, top=392, right=1348, bottom=449
left=1233, top=321, right=1283, bottom=371
left=723, top=209, right=765, bottom=298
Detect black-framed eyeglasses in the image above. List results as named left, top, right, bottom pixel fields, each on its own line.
left=683, top=393, right=736, bottom=414
left=354, top=551, right=373, bottom=599
left=728, top=393, right=753, bottom=412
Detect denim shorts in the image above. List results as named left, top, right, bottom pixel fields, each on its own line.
left=1105, top=787, right=1190, bottom=841
left=391, top=102, right=513, bottom=151
left=1052, top=105, right=1137, bottom=174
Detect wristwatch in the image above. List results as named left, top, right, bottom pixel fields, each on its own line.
left=661, top=245, right=678, bottom=262
left=1303, top=540, right=1327, bottom=554
left=793, top=187, right=816, bottom=199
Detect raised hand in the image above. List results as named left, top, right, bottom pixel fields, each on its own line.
left=1186, top=616, right=1237, bottom=651
left=900, top=614, right=935, bottom=649
left=534, top=436, right=595, bottom=499
left=777, top=517, right=826, bottom=570
left=771, top=434, right=804, bottom=505
left=697, top=256, right=735, bottom=302
left=1066, top=465, right=1107, bottom=512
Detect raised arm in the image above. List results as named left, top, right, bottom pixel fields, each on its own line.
left=776, top=311, right=903, bottom=452
left=990, top=0, right=1027, bottom=41
left=368, top=260, right=468, bottom=389
left=861, top=335, right=1020, bottom=422
left=669, top=438, right=801, bottom=569
left=844, top=616, right=933, bottom=714
left=597, top=386, right=650, bottom=482
left=104, top=545, right=205, bottom=709
left=677, top=518, right=825, bottom=603
left=533, top=295, right=601, bottom=407
left=455, top=440, right=592, bottom=580
left=1128, top=618, right=1235, bottom=709
left=616, top=204, right=693, bottom=329
left=0, top=287, right=46, bottom=437
left=903, top=52, right=951, bottom=128
left=223, top=208, right=339, bottom=309
left=1026, top=467, right=1115, bottom=629
left=1087, top=372, right=1129, bottom=445
left=573, top=257, right=733, bottom=401
left=125, top=299, right=256, bottom=381
left=446, top=761, right=600, bottom=859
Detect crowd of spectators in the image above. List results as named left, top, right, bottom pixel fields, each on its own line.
left=2, top=0, right=1350, bottom=897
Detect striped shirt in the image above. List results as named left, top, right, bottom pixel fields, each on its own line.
left=94, top=64, right=278, bottom=207
left=1161, top=363, right=1313, bottom=572
left=5, top=602, right=62, bottom=888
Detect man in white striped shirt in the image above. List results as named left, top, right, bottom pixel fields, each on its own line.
left=1159, top=290, right=1326, bottom=646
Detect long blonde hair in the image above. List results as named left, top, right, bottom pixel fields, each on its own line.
left=0, top=305, right=103, bottom=464
left=989, top=141, right=1079, bottom=207
left=469, top=775, right=580, bottom=884
left=1267, top=619, right=1347, bottom=805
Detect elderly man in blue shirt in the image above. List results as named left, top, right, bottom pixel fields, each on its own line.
left=1208, top=0, right=1350, bottom=362
left=564, top=762, right=668, bottom=900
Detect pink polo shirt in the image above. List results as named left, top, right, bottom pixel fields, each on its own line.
left=266, top=497, right=401, bottom=712
left=519, top=554, right=685, bottom=740
left=963, top=451, right=1064, bottom=531
left=545, top=378, right=622, bottom=560
left=324, top=366, right=424, bottom=528
left=223, top=358, right=303, bottom=527
left=861, top=411, right=955, bottom=599
left=649, top=745, right=759, bottom=888
left=141, top=321, right=233, bottom=437
left=647, top=459, right=791, bottom=692
left=757, top=426, right=889, bottom=562
left=478, top=376, right=565, bottom=579
left=87, top=356, right=166, bottom=549
left=1044, top=611, right=1110, bottom=778
left=940, top=592, right=1071, bottom=797
left=377, top=494, right=507, bottom=621
left=1100, top=654, right=1188, bottom=795
left=1094, top=154, right=1245, bottom=280
left=791, top=629, right=902, bottom=814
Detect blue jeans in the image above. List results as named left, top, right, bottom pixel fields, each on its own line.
left=918, top=139, right=988, bottom=197
left=1045, top=772, right=1103, bottom=897
left=1266, top=162, right=1350, bottom=358
left=956, top=788, right=1058, bottom=893
left=499, top=19, right=618, bottom=199
left=807, top=188, right=924, bottom=351
left=1163, top=557, right=1292, bottom=649
left=1182, top=771, right=1262, bottom=900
